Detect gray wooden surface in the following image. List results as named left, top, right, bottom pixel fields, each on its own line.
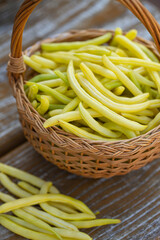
left=0, top=0, right=160, bottom=239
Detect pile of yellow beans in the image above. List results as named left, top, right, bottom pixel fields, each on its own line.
left=0, top=163, right=120, bottom=240
left=24, top=28, right=160, bottom=141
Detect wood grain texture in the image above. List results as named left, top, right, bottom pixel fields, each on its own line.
left=0, top=142, right=160, bottom=240
left=0, top=0, right=160, bottom=239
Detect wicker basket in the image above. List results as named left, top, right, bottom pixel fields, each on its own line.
left=8, top=0, right=160, bottom=179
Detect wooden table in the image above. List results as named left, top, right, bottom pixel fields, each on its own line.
left=0, top=1, right=160, bottom=239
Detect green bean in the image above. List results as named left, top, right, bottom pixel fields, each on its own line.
left=0, top=163, right=59, bottom=194
left=59, top=120, right=119, bottom=141
left=49, top=109, right=63, bottom=117
left=122, top=113, right=151, bottom=125
left=40, top=182, right=95, bottom=221
left=142, top=112, right=160, bottom=133
left=104, top=80, right=122, bottom=90
left=66, top=89, right=77, bottom=98
left=44, top=110, right=101, bottom=128
left=54, top=70, right=68, bottom=85
left=0, top=192, right=78, bottom=231
left=103, top=122, right=137, bottom=139
left=40, top=79, right=64, bottom=87
left=68, top=61, right=147, bottom=131
left=23, top=55, right=54, bottom=74
left=31, top=100, right=38, bottom=109
left=42, top=52, right=81, bottom=66
left=113, top=86, right=125, bottom=95
left=31, top=55, right=57, bottom=69
left=103, top=56, right=142, bottom=95
left=36, top=96, right=49, bottom=115
left=69, top=219, right=121, bottom=228
left=125, top=29, right=137, bottom=40
left=79, top=102, right=122, bottom=138
left=49, top=104, right=65, bottom=111
left=79, top=62, right=149, bottom=104
left=26, top=82, right=71, bottom=104
left=28, top=84, right=38, bottom=102
left=129, top=71, right=156, bottom=88
left=135, top=43, right=159, bottom=63
left=77, top=74, right=150, bottom=113
left=18, top=181, right=39, bottom=194
left=29, top=73, right=58, bottom=83
left=63, top=97, right=80, bottom=113
left=0, top=215, right=59, bottom=240
left=41, top=32, right=112, bottom=51
left=84, top=61, right=117, bottom=79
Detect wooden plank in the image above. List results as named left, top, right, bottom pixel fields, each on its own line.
left=0, top=142, right=159, bottom=240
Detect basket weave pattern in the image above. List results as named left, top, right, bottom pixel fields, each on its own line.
left=8, top=0, right=160, bottom=178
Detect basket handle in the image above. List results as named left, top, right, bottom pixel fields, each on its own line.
left=8, top=0, right=160, bottom=76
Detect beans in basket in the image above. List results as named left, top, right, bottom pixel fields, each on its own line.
left=24, top=28, right=160, bottom=141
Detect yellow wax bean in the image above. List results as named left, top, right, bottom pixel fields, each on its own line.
left=40, top=182, right=95, bottom=221
left=113, top=86, right=125, bottom=95
left=114, top=35, right=160, bottom=92
left=104, top=80, right=122, bottom=90
left=54, top=65, right=67, bottom=72
left=23, top=55, right=54, bottom=74
left=62, top=97, right=80, bottom=113
left=42, top=52, right=81, bottom=66
left=0, top=194, right=94, bottom=215
left=26, top=82, right=71, bottom=104
left=79, top=103, right=121, bottom=138
left=49, top=202, right=78, bottom=214
left=0, top=163, right=59, bottom=193
left=122, top=113, right=151, bottom=125
left=59, top=120, right=119, bottom=141
left=54, top=70, right=68, bottom=85
left=44, top=110, right=101, bottom=127
left=108, top=56, right=160, bottom=71
left=79, top=62, right=149, bottom=104
left=77, top=74, right=150, bottom=113
left=68, top=61, right=147, bottom=131
left=115, top=48, right=128, bottom=57
left=49, top=109, right=63, bottom=117
left=103, top=122, right=137, bottom=139
left=75, top=45, right=110, bottom=56
left=75, top=53, right=102, bottom=63
left=125, top=29, right=137, bottom=40
left=28, top=84, right=38, bottom=102
left=103, top=56, right=142, bottom=95
left=41, top=32, right=112, bottom=51
left=84, top=61, right=117, bottom=79
left=69, top=219, right=121, bottom=228
left=29, top=73, right=58, bottom=83
left=142, top=112, right=160, bottom=133
left=54, top=85, right=68, bottom=94
left=18, top=181, right=39, bottom=194
left=0, top=216, right=59, bottom=240
left=148, top=99, right=160, bottom=109
left=40, top=78, right=64, bottom=87
left=110, top=27, right=122, bottom=45
left=31, top=55, right=57, bottom=69
left=66, top=89, right=77, bottom=98
left=129, top=72, right=141, bottom=90
left=135, top=43, right=159, bottom=63
left=37, top=95, right=58, bottom=104
left=36, top=96, right=49, bottom=115
left=0, top=192, right=78, bottom=231
left=31, top=100, right=38, bottom=109
left=135, top=110, right=154, bottom=117
left=129, top=71, right=156, bottom=88
left=81, top=127, right=94, bottom=133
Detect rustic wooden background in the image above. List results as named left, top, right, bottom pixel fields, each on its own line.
left=0, top=0, right=160, bottom=239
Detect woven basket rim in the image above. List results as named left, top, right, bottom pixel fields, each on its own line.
left=11, top=29, right=160, bottom=157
